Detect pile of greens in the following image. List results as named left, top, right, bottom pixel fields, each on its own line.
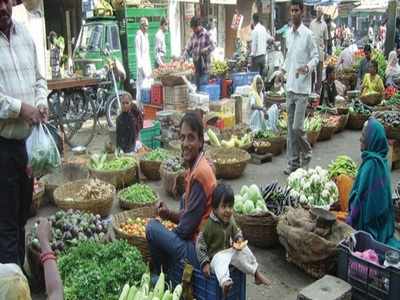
left=328, top=155, right=357, bottom=179
left=254, top=130, right=278, bottom=140
left=162, top=157, right=185, bottom=173
left=59, top=240, right=146, bottom=300
left=143, top=149, right=171, bottom=161
left=304, top=116, right=323, bottom=132
left=386, top=93, right=400, bottom=106
left=234, top=184, right=268, bottom=215
left=90, top=153, right=136, bottom=171
left=349, top=100, right=373, bottom=116
left=372, top=49, right=387, bottom=80
left=118, top=184, right=157, bottom=204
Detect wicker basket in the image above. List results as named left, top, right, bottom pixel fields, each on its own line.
left=88, top=159, right=138, bottom=189
left=360, top=93, right=382, bottom=106
left=335, top=114, right=349, bottom=133
left=253, top=140, right=272, bottom=155
left=140, top=159, right=163, bottom=181
left=266, top=136, right=286, bottom=156
left=286, top=251, right=337, bottom=279
left=336, top=107, right=349, bottom=115
left=54, top=179, right=115, bottom=217
left=307, top=130, right=320, bottom=147
left=235, top=212, right=279, bottom=248
left=347, top=113, right=369, bottom=130
left=207, top=147, right=251, bottom=179
left=160, top=163, right=186, bottom=198
left=30, top=182, right=45, bottom=217
left=384, top=125, right=400, bottom=140
left=112, top=207, right=155, bottom=262
left=318, top=126, right=336, bottom=141
left=118, top=188, right=159, bottom=210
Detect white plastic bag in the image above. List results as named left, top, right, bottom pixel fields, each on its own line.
left=26, top=123, right=61, bottom=177
left=0, top=263, right=32, bottom=300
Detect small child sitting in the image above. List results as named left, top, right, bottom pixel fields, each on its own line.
left=196, top=183, right=271, bottom=297
left=320, top=65, right=337, bottom=107
left=116, top=93, right=144, bottom=153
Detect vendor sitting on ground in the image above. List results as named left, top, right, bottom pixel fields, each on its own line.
left=146, top=112, right=217, bottom=277
left=196, top=183, right=271, bottom=297
left=249, top=75, right=268, bottom=132
left=347, top=118, right=400, bottom=249
left=357, top=44, right=372, bottom=87
left=116, top=93, right=143, bottom=153
left=320, top=65, right=337, bottom=107
left=385, top=50, right=400, bottom=88
left=360, top=60, right=384, bottom=99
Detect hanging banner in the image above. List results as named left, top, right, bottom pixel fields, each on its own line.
left=210, top=0, right=237, bottom=4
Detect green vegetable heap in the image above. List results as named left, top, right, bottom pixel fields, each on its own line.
left=211, top=60, right=229, bottom=77
left=348, top=100, right=372, bottom=116
left=328, top=155, right=357, bottom=179
left=304, top=116, right=323, bottom=132
left=90, top=153, right=136, bottom=171
left=386, top=93, right=400, bottom=106
left=162, top=157, right=184, bottom=173
left=119, top=184, right=157, bottom=204
left=234, top=184, right=269, bottom=215
left=59, top=240, right=146, bottom=300
left=372, top=49, right=387, bottom=80
left=254, top=130, right=278, bottom=140
left=144, top=148, right=171, bottom=161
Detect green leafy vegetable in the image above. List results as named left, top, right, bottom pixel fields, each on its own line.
left=90, top=154, right=136, bottom=171
left=328, top=155, right=357, bottom=179
left=118, top=184, right=157, bottom=204
left=143, top=149, right=171, bottom=161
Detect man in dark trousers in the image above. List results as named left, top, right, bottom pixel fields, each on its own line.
left=0, top=0, right=48, bottom=267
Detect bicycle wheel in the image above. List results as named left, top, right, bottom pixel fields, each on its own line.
left=106, top=91, right=130, bottom=128
left=60, top=90, right=97, bottom=148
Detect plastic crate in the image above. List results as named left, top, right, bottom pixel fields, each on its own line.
left=231, top=72, right=258, bottom=91
left=199, top=84, right=220, bottom=102
left=168, top=261, right=246, bottom=300
left=141, top=88, right=151, bottom=104
left=337, top=231, right=400, bottom=300
left=140, top=120, right=161, bottom=149
left=151, top=84, right=164, bottom=106
left=163, top=85, right=188, bottom=105
left=143, top=104, right=162, bottom=120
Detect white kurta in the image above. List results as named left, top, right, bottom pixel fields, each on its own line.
left=135, top=29, right=152, bottom=102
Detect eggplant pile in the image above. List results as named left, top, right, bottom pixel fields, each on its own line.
left=375, top=111, right=400, bottom=127
left=29, top=209, right=108, bottom=254
left=261, top=181, right=299, bottom=216
left=349, top=100, right=373, bottom=116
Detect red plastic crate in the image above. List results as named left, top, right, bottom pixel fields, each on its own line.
left=144, top=104, right=162, bottom=120
left=222, top=79, right=232, bottom=98
left=151, top=84, right=163, bottom=106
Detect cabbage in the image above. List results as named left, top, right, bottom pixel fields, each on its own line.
left=243, top=200, right=255, bottom=214
left=240, top=185, right=249, bottom=196
left=234, top=195, right=244, bottom=204
left=248, top=184, right=262, bottom=203
left=256, top=200, right=268, bottom=212
left=234, top=201, right=244, bottom=214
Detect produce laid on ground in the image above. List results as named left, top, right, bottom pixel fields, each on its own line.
left=375, top=110, right=400, bottom=127
left=90, top=153, right=136, bottom=171
left=119, top=184, right=157, bottom=205
left=349, top=100, right=373, bottom=115
left=384, top=87, right=397, bottom=100
left=162, top=157, right=185, bottom=173
left=119, top=217, right=176, bottom=238
left=234, top=184, right=268, bottom=215
left=328, top=155, right=357, bottom=179
left=59, top=240, right=146, bottom=300
left=153, top=61, right=194, bottom=77
left=62, top=179, right=114, bottom=203
left=305, top=116, right=323, bottom=132
left=143, top=148, right=171, bottom=161
left=288, top=167, right=339, bottom=208
left=261, top=182, right=300, bottom=216
left=29, top=210, right=108, bottom=254
left=210, top=60, right=229, bottom=77
left=118, top=268, right=182, bottom=300
left=384, top=92, right=400, bottom=106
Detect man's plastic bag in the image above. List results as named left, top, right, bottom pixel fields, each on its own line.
left=0, top=263, right=32, bottom=300
left=26, top=123, right=61, bottom=177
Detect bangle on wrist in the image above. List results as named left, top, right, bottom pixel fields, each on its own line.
left=42, top=254, right=57, bottom=265
left=40, top=250, right=56, bottom=265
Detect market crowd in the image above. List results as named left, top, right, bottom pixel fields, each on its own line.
left=1, top=0, right=400, bottom=298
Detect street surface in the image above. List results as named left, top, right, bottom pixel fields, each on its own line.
left=31, top=128, right=400, bottom=300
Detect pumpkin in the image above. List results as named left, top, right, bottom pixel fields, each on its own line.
left=335, top=174, right=354, bottom=212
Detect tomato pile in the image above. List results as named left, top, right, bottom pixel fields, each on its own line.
left=120, top=217, right=176, bottom=237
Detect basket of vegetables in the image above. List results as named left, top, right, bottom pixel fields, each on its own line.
left=140, top=148, right=171, bottom=181
left=30, top=180, right=45, bottom=217
left=27, top=210, right=109, bottom=291
left=206, top=147, right=250, bottom=179
left=54, top=179, right=115, bottom=217
left=305, top=116, right=322, bottom=147
left=118, top=183, right=158, bottom=210
left=374, top=110, right=400, bottom=140
left=233, top=184, right=279, bottom=248
left=112, top=207, right=177, bottom=262
left=360, top=92, right=382, bottom=106
left=253, top=130, right=286, bottom=156
left=160, top=157, right=186, bottom=198
left=88, top=153, right=138, bottom=189
left=253, top=140, right=272, bottom=155
left=318, top=117, right=337, bottom=141
left=347, top=100, right=372, bottom=130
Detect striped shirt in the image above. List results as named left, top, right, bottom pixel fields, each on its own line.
left=183, top=28, right=215, bottom=74
left=0, top=21, right=48, bottom=140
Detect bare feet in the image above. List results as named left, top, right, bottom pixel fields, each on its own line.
left=222, top=279, right=233, bottom=299
left=254, top=270, right=271, bottom=286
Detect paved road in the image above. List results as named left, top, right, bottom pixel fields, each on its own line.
left=31, top=128, right=400, bottom=300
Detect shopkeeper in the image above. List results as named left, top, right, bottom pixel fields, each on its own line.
left=146, top=112, right=217, bottom=276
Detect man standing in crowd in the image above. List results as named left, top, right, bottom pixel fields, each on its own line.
left=135, top=17, right=152, bottom=103
left=0, top=0, right=48, bottom=266
left=281, top=0, right=319, bottom=175
left=250, top=13, right=272, bottom=76
left=183, top=16, right=215, bottom=89
left=358, top=44, right=372, bottom=87
left=309, top=6, right=328, bottom=92
left=155, top=17, right=168, bottom=68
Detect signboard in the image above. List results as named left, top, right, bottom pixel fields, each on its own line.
left=210, top=0, right=237, bottom=4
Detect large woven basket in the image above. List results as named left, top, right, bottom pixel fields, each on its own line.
left=347, top=113, right=369, bottom=130
left=335, top=114, right=349, bottom=133
left=160, top=162, right=186, bottom=198
left=30, top=182, right=45, bottom=217
left=360, top=93, right=382, bottom=106
left=384, top=125, right=400, bottom=140
left=307, top=130, right=320, bottom=147
left=112, top=206, right=155, bottom=263
left=253, top=140, right=272, bottom=155
left=140, top=159, right=163, bottom=181
left=88, top=159, right=138, bottom=189
left=118, top=187, right=159, bottom=210
left=207, top=147, right=251, bottom=179
left=318, top=125, right=336, bottom=141
left=54, top=179, right=115, bottom=217
left=235, top=212, right=279, bottom=248
left=266, top=136, right=286, bottom=156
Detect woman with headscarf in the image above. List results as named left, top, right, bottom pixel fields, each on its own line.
left=347, top=118, right=400, bottom=249
left=385, top=50, right=400, bottom=88
left=248, top=75, right=267, bottom=132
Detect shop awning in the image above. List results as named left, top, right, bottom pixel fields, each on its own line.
left=210, top=0, right=237, bottom=4
left=351, top=0, right=388, bottom=13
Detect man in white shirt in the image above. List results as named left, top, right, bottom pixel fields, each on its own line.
left=250, top=13, right=272, bottom=76
left=281, top=0, right=319, bottom=175
left=336, top=41, right=356, bottom=71
left=309, top=6, right=328, bottom=92
left=155, top=17, right=168, bottom=68
left=135, top=17, right=152, bottom=103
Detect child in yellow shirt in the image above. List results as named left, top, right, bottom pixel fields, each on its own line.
left=361, top=60, right=384, bottom=98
